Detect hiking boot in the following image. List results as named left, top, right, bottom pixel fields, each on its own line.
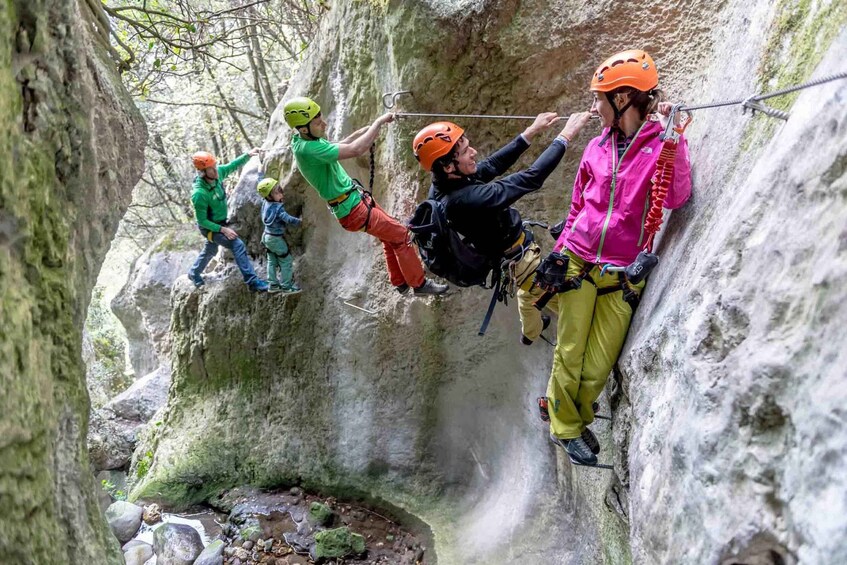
left=537, top=397, right=550, bottom=422
left=268, top=284, right=283, bottom=294
left=249, top=280, right=269, bottom=292
left=581, top=427, right=600, bottom=455
left=413, top=279, right=449, bottom=296
left=395, top=283, right=410, bottom=295
left=281, top=284, right=302, bottom=295
left=549, top=433, right=598, bottom=466
left=188, top=272, right=205, bottom=289
left=520, top=315, right=552, bottom=345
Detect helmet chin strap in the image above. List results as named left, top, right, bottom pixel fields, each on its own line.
left=606, top=91, right=635, bottom=131
left=300, top=120, right=318, bottom=140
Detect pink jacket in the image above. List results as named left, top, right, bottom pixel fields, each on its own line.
left=553, top=118, right=692, bottom=266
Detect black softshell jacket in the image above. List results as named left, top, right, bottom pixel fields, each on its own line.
left=428, top=135, right=567, bottom=257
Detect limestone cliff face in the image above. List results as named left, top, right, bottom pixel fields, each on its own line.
left=0, top=1, right=146, bottom=563
left=112, top=226, right=198, bottom=378
left=132, top=1, right=846, bottom=563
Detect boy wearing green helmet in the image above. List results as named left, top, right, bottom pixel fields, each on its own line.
left=257, top=177, right=302, bottom=294
left=283, top=96, right=448, bottom=296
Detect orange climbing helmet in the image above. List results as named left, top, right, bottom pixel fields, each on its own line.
left=590, top=49, right=658, bottom=93
left=192, top=151, right=217, bottom=170
left=413, top=122, right=465, bottom=172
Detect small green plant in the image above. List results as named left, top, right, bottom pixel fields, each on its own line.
left=136, top=450, right=154, bottom=479
left=101, top=479, right=127, bottom=501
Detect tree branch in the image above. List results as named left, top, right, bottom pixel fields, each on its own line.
left=143, top=98, right=264, bottom=120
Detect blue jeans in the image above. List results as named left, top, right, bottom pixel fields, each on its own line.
left=189, top=228, right=259, bottom=286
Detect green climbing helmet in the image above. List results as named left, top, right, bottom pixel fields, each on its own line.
left=284, top=97, right=321, bottom=128
left=257, top=177, right=279, bottom=199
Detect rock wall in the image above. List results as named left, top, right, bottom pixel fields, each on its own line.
left=131, top=1, right=846, bottom=564
left=88, top=229, right=195, bottom=472
left=0, top=1, right=146, bottom=563
left=112, top=226, right=198, bottom=378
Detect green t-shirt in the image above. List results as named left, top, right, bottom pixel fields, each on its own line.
left=291, top=133, right=361, bottom=219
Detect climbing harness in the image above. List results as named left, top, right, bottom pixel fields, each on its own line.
left=477, top=221, right=548, bottom=336
left=532, top=253, right=596, bottom=311
left=262, top=237, right=291, bottom=259
left=341, top=145, right=378, bottom=232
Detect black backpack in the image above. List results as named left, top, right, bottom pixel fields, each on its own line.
left=408, top=199, right=496, bottom=287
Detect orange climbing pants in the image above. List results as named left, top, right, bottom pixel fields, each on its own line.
left=338, top=195, right=426, bottom=289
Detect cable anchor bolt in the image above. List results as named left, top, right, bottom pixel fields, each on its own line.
left=382, top=90, right=413, bottom=110
left=741, top=96, right=790, bottom=120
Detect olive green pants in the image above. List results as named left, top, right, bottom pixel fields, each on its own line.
left=546, top=249, right=644, bottom=439
left=515, top=242, right=561, bottom=341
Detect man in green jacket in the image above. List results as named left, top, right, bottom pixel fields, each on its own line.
left=187, top=149, right=269, bottom=292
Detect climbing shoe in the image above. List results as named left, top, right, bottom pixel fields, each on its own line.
left=581, top=427, right=600, bottom=455
left=521, top=315, right=552, bottom=345
left=537, top=397, right=550, bottom=422
left=188, top=272, right=205, bottom=289
left=249, top=280, right=269, bottom=292
left=395, top=283, right=410, bottom=295
left=268, top=284, right=283, bottom=294
left=413, top=279, right=449, bottom=296
left=549, top=433, right=598, bottom=466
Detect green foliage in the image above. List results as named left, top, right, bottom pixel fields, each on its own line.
left=101, top=479, right=128, bottom=501
left=137, top=450, right=154, bottom=479
left=740, top=0, right=846, bottom=151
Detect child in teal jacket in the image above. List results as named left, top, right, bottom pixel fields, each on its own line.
left=257, top=178, right=302, bottom=294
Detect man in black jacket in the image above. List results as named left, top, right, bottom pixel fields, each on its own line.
left=413, top=111, right=591, bottom=343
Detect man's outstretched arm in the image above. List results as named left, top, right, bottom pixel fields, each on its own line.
left=336, top=113, right=394, bottom=160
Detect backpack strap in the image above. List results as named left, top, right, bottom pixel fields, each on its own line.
left=477, top=274, right=502, bottom=336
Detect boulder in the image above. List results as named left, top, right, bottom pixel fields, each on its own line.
left=112, top=227, right=198, bottom=377
left=127, top=1, right=847, bottom=564
left=88, top=365, right=170, bottom=470
left=308, top=502, right=333, bottom=526
left=123, top=542, right=154, bottom=565
left=194, top=539, right=225, bottom=565
left=152, top=523, right=204, bottom=565
left=105, top=501, right=143, bottom=543
left=142, top=503, right=162, bottom=525
left=312, top=527, right=366, bottom=562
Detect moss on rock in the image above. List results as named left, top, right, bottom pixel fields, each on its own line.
left=314, top=527, right=366, bottom=560
left=0, top=1, right=145, bottom=563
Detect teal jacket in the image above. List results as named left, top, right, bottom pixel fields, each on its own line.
left=191, top=154, right=250, bottom=232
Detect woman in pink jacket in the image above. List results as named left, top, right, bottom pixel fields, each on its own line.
left=544, top=50, right=692, bottom=465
